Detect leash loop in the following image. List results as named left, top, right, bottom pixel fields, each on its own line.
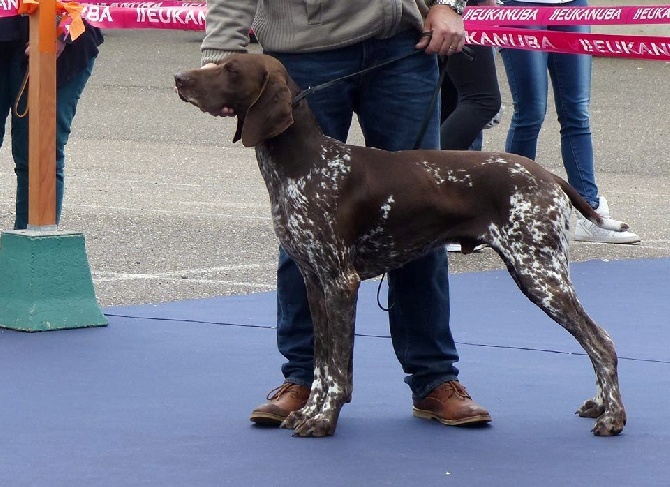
left=376, top=273, right=394, bottom=312
left=13, top=70, right=30, bottom=118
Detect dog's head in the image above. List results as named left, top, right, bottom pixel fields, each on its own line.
left=175, top=53, right=295, bottom=147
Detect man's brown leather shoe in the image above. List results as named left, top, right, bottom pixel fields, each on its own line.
left=413, top=380, right=492, bottom=426
left=249, top=382, right=310, bottom=426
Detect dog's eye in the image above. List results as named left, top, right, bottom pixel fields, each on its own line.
left=223, top=63, right=239, bottom=76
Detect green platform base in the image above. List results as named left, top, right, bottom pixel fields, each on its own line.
left=0, top=230, right=108, bottom=332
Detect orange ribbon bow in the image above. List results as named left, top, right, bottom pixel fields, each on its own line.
left=18, top=0, right=86, bottom=41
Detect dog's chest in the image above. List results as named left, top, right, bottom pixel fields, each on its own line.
left=255, top=144, right=353, bottom=257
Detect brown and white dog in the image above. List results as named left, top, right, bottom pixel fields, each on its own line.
left=175, top=53, right=626, bottom=437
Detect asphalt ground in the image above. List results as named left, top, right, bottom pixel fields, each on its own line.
left=1, top=14, right=668, bottom=307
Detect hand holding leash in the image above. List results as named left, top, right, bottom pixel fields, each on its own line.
left=418, top=31, right=476, bottom=61
left=417, top=5, right=465, bottom=55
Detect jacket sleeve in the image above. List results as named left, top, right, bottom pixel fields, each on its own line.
left=200, top=0, right=259, bottom=65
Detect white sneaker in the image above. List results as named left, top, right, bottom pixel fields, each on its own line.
left=483, top=105, right=504, bottom=129
left=574, top=196, right=641, bottom=244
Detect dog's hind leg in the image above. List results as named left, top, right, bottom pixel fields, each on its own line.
left=283, top=270, right=360, bottom=437
left=490, top=228, right=626, bottom=436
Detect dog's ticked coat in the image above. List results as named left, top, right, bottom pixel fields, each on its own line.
left=175, top=53, right=627, bottom=437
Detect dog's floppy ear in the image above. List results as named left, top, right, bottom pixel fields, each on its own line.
left=239, top=67, right=294, bottom=147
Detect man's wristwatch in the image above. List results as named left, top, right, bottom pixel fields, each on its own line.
left=429, top=0, right=467, bottom=15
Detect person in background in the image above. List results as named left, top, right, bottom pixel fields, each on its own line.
left=439, top=0, right=501, bottom=153
left=201, top=0, right=493, bottom=428
left=441, top=68, right=503, bottom=153
left=498, top=0, right=640, bottom=244
left=0, top=15, right=103, bottom=229
left=439, top=0, right=502, bottom=253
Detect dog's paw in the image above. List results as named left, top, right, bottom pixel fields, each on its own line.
left=291, top=413, right=337, bottom=438
left=281, top=409, right=307, bottom=430
left=576, top=398, right=605, bottom=418
left=591, top=410, right=626, bottom=437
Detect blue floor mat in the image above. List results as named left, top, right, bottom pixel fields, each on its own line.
left=1, top=258, right=668, bottom=486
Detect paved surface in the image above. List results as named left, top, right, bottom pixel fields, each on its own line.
left=1, top=11, right=668, bottom=307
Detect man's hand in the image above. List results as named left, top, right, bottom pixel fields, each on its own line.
left=200, top=63, right=236, bottom=117
left=416, top=5, right=465, bottom=56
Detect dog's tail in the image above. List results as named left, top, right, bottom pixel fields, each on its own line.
left=553, top=175, right=629, bottom=231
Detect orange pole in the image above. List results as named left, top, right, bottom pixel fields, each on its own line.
left=28, top=0, right=58, bottom=229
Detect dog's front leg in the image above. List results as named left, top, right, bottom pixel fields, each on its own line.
left=286, top=271, right=359, bottom=437
left=282, top=273, right=329, bottom=433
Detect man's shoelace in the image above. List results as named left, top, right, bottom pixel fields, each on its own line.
left=444, top=381, right=472, bottom=399
left=266, top=383, right=297, bottom=400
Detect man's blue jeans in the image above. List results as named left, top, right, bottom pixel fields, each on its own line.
left=0, top=43, right=95, bottom=229
left=267, top=30, right=459, bottom=400
left=500, top=0, right=599, bottom=208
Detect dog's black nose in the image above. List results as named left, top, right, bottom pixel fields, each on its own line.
left=174, top=72, right=192, bottom=88
left=174, top=73, right=193, bottom=102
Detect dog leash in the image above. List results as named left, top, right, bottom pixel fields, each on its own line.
left=291, top=32, right=474, bottom=112
left=291, top=37, right=473, bottom=152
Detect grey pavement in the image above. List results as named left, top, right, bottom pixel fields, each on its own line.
left=1, top=12, right=668, bottom=307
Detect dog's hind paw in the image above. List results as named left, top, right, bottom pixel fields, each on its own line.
left=576, top=398, right=605, bottom=418
left=591, top=411, right=626, bottom=437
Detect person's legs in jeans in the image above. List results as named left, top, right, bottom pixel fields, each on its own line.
left=54, top=58, right=95, bottom=224
left=547, top=22, right=599, bottom=208
left=271, top=35, right=460, bottom=396
left=356, top=31, right=459, bottom=399
left=13, top=58, right=95, bottom=229
left=500, top=40, right=549, bottom=161
left=501, top=0, right=638, bottom=242
left=10, top=76, right=29, bottom=229
left=500, top=0, right=595, bottom=206
left=547, top=16, right=638, bottom=240
left=1, top=42, right=23, bottom=151
left=0, top=43, right=26, bottom=225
